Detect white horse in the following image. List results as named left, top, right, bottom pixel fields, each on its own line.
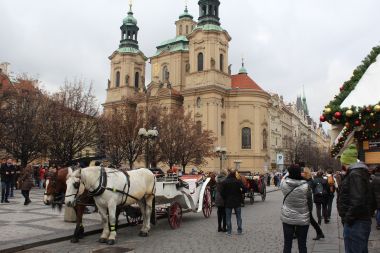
left=65, top=166, right=156, bottom=245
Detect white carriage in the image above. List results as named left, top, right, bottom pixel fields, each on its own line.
left=154, top=174, right=212, bottom=229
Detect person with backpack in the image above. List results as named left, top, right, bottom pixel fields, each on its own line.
left=326, top=169, right=337, bottom=220
left=312, top=171, right=329, bottom=225
left=371, top=166, right=380, bottom=230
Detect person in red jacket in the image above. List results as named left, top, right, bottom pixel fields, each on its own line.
left=39, top=167, right=46, bottom=189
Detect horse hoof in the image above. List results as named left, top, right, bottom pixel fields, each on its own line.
left=107, top=239, right=115, bottom=245
left=98, top=238, right=107, bottom=243
left=138, top=231, right=148, bottom=237
left=70, top=238, right=79, bottom=243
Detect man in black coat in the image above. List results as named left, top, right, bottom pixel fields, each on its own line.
left=337, top=145, right=375, bottom=253
left=1, top=159, right=14, bottom=203
left=221, top=170, right=245, bottom=235
left=371, top=166, right=380, bottom=230
left=311, top=171, right=330, bottom=225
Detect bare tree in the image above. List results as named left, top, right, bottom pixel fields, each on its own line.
left=0, top=77, right=50, bottom=167
left=46, top=80, right=99, bottom=166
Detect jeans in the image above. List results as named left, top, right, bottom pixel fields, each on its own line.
left=217, top=207, right=226, bottom=230
left=327, top=194, right=334, bottom=218
left=343, top=220, right=371, bottom=253
left=315, top=202, right=328, bottom=223
left=21, top=190, right=30, bottom=203
left=310, top=213, right=323, bottom=236
left=376, top=209, right=380, bottom=226
left=225, top=207, right=242, bottom=234
left=283, top=223, right=309, bottom=253
left=1, top=181, right=11, bottom=201
left=39, top=179, right=45, bottom=189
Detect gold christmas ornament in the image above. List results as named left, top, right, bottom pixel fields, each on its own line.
left=324, top=107, right=332, bottom=114
left=374, top=104, right=380, bottom=113
left=345, top=109, right=353, bottom=117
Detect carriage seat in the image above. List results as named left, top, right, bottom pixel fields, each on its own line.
left=180, top=175, right=204, bottom=194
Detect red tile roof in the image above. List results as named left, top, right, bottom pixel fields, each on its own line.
left=231, top=73, right=264, bottom=91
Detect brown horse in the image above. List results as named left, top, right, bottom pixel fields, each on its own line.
left=43, top=167, right=95, bottom=243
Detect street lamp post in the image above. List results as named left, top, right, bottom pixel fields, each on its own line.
left=138, top=127, right=159, bottom=168
left=215, top=146, right=227, bottom=172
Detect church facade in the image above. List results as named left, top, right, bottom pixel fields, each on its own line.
left=103, top=0, right=277, bottom=172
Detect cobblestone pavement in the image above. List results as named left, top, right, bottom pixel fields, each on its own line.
left=3, top=187, right=380, bottom=253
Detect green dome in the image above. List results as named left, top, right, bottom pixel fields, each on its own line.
left=239, top=66, right=248, bottom=74
left=179, top=6, right=193, bottom=19
left=123, top=10, right=137, bottom=25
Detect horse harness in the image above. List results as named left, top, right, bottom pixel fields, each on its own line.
left=88, top=167, right=140, bottom=207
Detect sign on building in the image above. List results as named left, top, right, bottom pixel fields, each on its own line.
left=276, top=153, right=284, bottom=165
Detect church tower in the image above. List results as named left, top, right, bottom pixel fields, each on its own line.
left=185, top=0, right=231, bottom=89
left=104, top=3, right=147, bottom=114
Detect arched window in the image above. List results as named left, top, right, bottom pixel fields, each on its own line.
left=263, top=129, right=268, bottom=150
left=221, top=121, right=225, bottom=136
left=219, top=54, right=224, bottom=72
left=221, top=98, right=224, bottom=108
left=242, top=127, right=251, bottom=149
left=179, top=25, right=183, bottom=35
left=186, top=25, right=189, bottom=34
left=162, top=66, right=169, bottom=82
left=197, top=52, right=204, bottom=71
left=115, top=71, right=120, bottom=87
left=134, top=72, right=139, bottom=89
left=196, top=97, right=201, bottom=108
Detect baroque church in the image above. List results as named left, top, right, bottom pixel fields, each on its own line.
left=103, top=0, right=271, bottom=172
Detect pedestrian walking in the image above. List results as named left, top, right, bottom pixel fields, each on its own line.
left=337, top=144, right=374, bottom=253
left=9, top=161, right=16, bottom=197
left=267, top=173, right=271, bottom=186
left=215, top=169, right=227, bottom=232
left=312, top=171, right=329, bottom=225
left=302, top=167, right=325, bottom=240
left=326, top=169, right=337, bottom=220
left=39, top=167, right=46, bottom=189
left=281, top=164, right=312, bottom=253
left=1, top=159, right=14, bottom=203
left=19, top=165, right=34, bottom=205
left=221, top=169, right=245, bottom=235
left=371, top=166, right=380, bottom=230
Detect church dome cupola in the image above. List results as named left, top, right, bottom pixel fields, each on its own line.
left=119, top=3, right=139, bottom=49
left=198, top=0, right=220, bottom=26
left=179, top=5, right=193, bottom=20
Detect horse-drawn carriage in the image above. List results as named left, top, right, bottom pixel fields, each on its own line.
left=154, top=173, right=212, bottom=229
left=240, top=171, right=266, bottom=204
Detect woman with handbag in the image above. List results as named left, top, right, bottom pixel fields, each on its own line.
left=281, top=164, right=312, bottom=253
left=19, top=165, right=34, bottom=205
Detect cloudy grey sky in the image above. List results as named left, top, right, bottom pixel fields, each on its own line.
left=1, top=0, right=379, bottom=120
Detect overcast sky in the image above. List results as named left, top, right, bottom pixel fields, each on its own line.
left=1, top=0, right=379, bottom=120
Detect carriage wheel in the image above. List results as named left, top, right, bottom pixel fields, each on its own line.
left=202, top=187, right=212, bottom=218
left=168, top=202, right=182, bottom=229
left=249, top=190, right=255, bottom=204
left=261, top=185, right=267, bottom=201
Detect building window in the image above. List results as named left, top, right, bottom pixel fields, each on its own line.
left=221, top=98, right=224, bottom=108
left=125, top=75, right=129, bottom=85
left=85, top=150, right=90, bottom=157
left=115, top=71, right=120, bottom=87
left=242, top=127, right=251, bottom=149
left=186, top=25, right=189, bottom=34
left=179, top=25, right=183, bottom=35
left=197, top=52, right=204, bottom=71
left=162, top=66, right=169, bottom=82
left=196, top=97, right=201, bottom=108
left=221, top=121, right=225, bottom=136
left=134, top=72, right=139, bottom=89
left=220, top=54, right=224, bottom=72
left=263, top=129, right=268, bottom=150
left=196, top=121, right=202, bottom=135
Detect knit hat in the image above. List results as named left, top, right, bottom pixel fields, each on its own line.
left=340, top=144, right=358, bottom=165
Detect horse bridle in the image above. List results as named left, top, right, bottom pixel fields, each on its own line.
left=65, top=168, right=82, bottom=200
